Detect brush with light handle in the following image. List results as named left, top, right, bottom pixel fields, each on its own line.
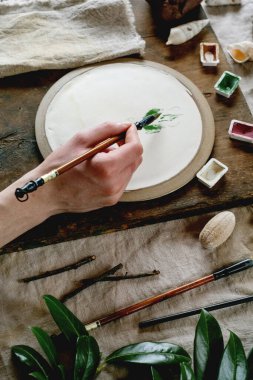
left=15, top=113, right=161, bottom=202
left=83, top=258, right=253, bottom=331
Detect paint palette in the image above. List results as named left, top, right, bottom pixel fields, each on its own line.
left=200, top=42, right=219, bottom=67
left=196, top=158, right=228, bottom=188
left=35, top=59, right=215, bottom=201
left=228, top=119, right=253, bottom=143
left=214, top=71, right=241, bottom=98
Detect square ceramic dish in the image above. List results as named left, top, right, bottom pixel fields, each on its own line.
left=196, top=158, right=228, bottom=188
left=214, top=71, right=241, bottom=98
left=228, top=119, right=253, bottom=143
left=200, top=42, right=219, bottom=67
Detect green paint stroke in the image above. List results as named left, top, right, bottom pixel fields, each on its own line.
left=143, top=124, right=162, bottom=133
left=143, top=108, right=182, bottom=134
left=144, top=108, right=161, bottom=117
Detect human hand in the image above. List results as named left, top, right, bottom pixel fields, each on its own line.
left=36, top=121, right=143, bottom=215
left=0, top=121, right=143, bottom=247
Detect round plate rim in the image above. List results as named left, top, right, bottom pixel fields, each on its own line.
left=35, top=58, right=215, bottom=202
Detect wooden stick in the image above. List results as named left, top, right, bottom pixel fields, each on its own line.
left=19, top=255, right=96, bottom=283
left=99, top=270, right=160, bottom=281
left=61, top=267, right=160, bottom=303
left=84, top=259, right=253, bottom=331
left=60, top=263, right=123, bottom=303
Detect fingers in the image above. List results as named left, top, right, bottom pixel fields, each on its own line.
left=93, top=124, right=143, bottom=170
left=45, top=122, right=133, bottom=167
left=82, top=121, right=133, bottom=147
left=97, top=161, right=142, bottom=207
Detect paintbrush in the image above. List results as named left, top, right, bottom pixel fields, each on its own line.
left=83, top=259, right=253, bottom=331
left=15, top=112, right=161, bottom=201
left=139, top=294, right=253, bottom=328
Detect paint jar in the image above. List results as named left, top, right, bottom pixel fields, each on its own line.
left=228, top=119, right=253, bottom=143
left=214, top=71, right=241, bottom=98
left=200, top=42, right=219, bottom=66
left=196, top=158, right=228, bottom=188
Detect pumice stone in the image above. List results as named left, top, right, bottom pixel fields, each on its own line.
left=199, top=211, right=236, bottom=249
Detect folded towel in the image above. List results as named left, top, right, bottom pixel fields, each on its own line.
left=0, top=0, right=145, bottom=78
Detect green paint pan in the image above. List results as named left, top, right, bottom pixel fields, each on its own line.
left=214, top=71, right=241, bottom=98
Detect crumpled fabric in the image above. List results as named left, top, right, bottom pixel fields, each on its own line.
left=0, top=0, right=145, bottom=78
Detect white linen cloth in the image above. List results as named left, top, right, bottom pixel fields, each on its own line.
left=0, top=0, right=145, bottom=78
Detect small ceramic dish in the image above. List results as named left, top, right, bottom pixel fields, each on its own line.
left=227, top=41, right=253, bottom=63
left=200, top=42, right=219, bottom=66
left=228, top=119, right=253, bottom=143
left=214, top=71, right=241, bottom=98
left=196, top=158, right=228, bottom=188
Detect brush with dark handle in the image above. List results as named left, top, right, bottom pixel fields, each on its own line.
left=139, top=294, right=253, bottom=328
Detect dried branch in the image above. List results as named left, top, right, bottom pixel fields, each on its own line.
left=100, top=270, right=160, bottom=281
left=60, top=263, right=124, bottom=302
left=60, top=266, right=160, bottom=303
left=19, top=255, right=96, bottom=283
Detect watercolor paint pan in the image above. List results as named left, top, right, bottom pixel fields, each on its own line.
left=214, top=71, right=241, bottom=98
left=196, top=158, right=228, bottom=188
left=200, top=42, right=219, bottom=67
left=228, top=119, right=253, bottom=143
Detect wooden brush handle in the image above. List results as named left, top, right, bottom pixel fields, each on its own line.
left=57, top=133, right=125, bottom=175
left=85, top=274, right=214, bottom=328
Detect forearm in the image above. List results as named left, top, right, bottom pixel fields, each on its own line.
left=0, top=123, right=142, bottom=248
left=0, top=169, right=55, bottom=248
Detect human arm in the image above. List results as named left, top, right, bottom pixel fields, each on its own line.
left=0, top=122, right=143, bottom=248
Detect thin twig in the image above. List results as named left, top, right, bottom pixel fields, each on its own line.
left=60, top=267, right=160, bottom=303
left=19, top=255, right=96, bottom=283
left=99, top=270, right=160, bottom=281
left=60, top=263, right=123, bottom=303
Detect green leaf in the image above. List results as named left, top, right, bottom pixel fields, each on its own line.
left=180, top=362, right=196, bottom=380
left=194, top=309, right=224, bottom=380
left=217, top=331, right=247, bottom=380
left=31, top=327, right=59, bottom=368
left=29, top=371, right=48, bottom=380
left=151, top=366, right=162, bottom=380
left=145, top=108, right=161, bottom=117
left=105, top=342, right=191, bottom=366
left=247, top=348, right=253, bottom=380
left=74, top=335, right=100, bottom=380
left=43, top=295, right=88, bottom=343
left=11, top=345, right=51, bottom=378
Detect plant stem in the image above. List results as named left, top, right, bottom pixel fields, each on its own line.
left=19, top=255, right=96, bottom=283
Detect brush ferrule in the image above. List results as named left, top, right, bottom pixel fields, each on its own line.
left=85, top=321, right=101, bottom=331
left=135, top=113, right=161, bottom=130
left=41, top=170, right=59, bottom=183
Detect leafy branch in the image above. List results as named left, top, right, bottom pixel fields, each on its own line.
left=11, top=295, right=253, bottom=380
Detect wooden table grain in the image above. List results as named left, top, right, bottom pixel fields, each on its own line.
left=0, top=1, right=252, bottom=254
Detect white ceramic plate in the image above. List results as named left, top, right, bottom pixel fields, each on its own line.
left=36, top=60, right=215, bottom=201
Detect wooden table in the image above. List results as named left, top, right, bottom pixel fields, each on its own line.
left=1, top=1, right=252, bottom=254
